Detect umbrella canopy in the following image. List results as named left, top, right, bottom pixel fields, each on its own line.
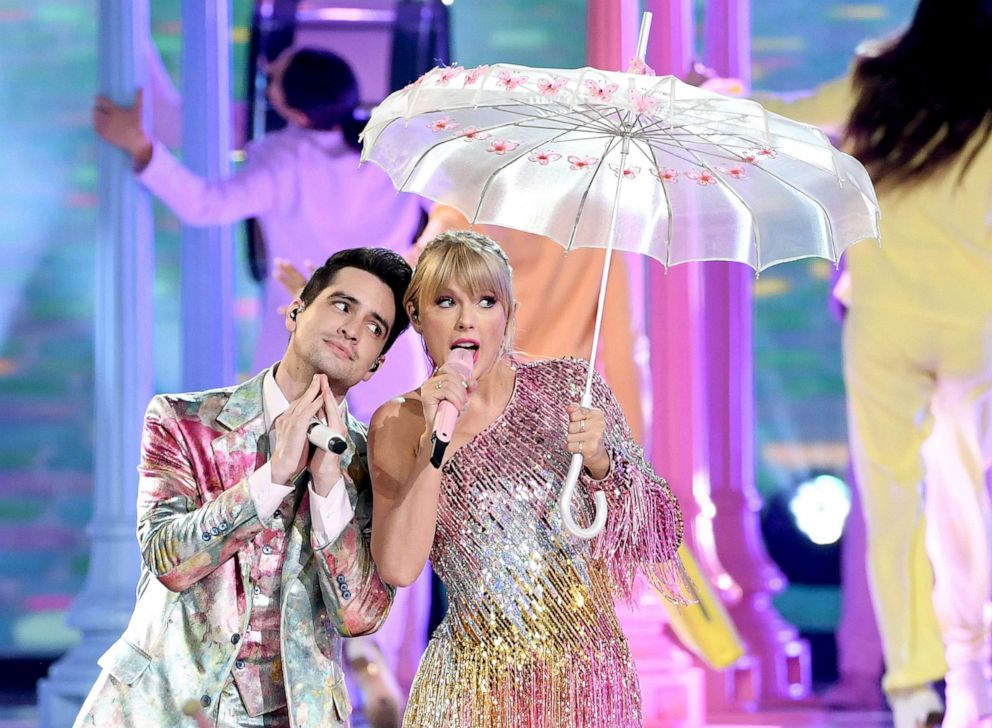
left=361, top=62, right=879, bottom=273
left=361, top=53, right=880, bottom=540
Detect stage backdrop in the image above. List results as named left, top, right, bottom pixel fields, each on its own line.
left=0, top=0, right=914, bottom=661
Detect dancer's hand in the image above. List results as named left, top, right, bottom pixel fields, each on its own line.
left=566, top=404, right=610, bottom=479
left=271, top=375, right=325, bottom=485
left=274, top=258, right=314, bottom=299
left=310, top=375, right=345, bottom=495
left=93, top=89, right=153, bottom=170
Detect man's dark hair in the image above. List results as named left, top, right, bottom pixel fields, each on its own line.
left=299, top=248, right=413, bottom=355
left=281, top=48, right=364, bottom=150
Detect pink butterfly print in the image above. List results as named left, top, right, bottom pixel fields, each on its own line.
left=652, top=167, right=679, bottom=183
left=460, top=127, right=492, bottom=142
left=427, top=117, right=459, bottom=132
left=584, top=79, right=620, bottom=102
left=627, top=89, right=660, bottom=116
left=537, top=76, right=568, bottom=96
left=435, top=65, right=465, bottom=86
left=487, top=139, right=520, bottom=155
left=756, top=146, right=777, bottom=158
left=719, top=164, right=748, bottom=179
left=686, top=169, right=718, bottom=185
left=610, top=164, right=641, bottom=179
left=529, top=150, right=562, bottom=165
left=626, top=58, right=656, bottom=76
left=740, top=150, right=759, bottom=164
left=463, top=65, right=490, bottom=85
left=568, top=155, right=600, bottom=171
left=498, top=70, right=529, bottom=90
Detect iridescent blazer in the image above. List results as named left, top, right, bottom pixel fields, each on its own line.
left=73, top=369, right=393, bottom=728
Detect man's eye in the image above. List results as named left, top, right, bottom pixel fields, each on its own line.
left=333, top=301, right=348, bottom=312
left=480, top=296, right=497, bottom=308
left=367, top=322, right=383, bottom=337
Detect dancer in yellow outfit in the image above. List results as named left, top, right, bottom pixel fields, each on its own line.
left=752, top=2, right=992, bottom=726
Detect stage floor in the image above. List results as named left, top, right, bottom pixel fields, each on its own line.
left=0, top=706, right=896, bottom=728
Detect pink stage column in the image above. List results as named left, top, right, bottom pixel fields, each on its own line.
left=643, top=0, right=761, bottom=714
left=700, top=0, right=812, bottom=705
left=588, top=2, right=707, bottom=725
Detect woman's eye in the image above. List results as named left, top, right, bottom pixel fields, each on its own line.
left=480, top=296, right=497, bottom=309
left=435, top=296, right=454, bottom=308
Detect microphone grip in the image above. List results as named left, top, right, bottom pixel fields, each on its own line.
left=429, top=433, right=448, bottom=469
left=428, top=347, right=474, bottom=469
left=307, top=420, right=348, bottom=455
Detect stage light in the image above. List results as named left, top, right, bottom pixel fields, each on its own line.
left=788, top=474, right=851, bottom=545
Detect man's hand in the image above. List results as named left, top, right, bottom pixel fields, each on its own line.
left=93, top=89, right=153, bottom=170
left=309, top=375, right=346, bottom=496
left=271, top=375, right=325, bottom=485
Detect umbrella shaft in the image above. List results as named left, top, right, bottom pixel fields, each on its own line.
left=583, top=145, right=628, bottom=402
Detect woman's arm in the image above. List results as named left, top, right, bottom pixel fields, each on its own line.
left=367, top=401, right=443, bottom=587
left=369, top=364, right=472, bottom=586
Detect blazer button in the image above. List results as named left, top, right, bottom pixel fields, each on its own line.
left=235, top=659, right=245, bottom=669
left=211, top=527, right=220, bottom=536
left=200, top=694, right=212, bottom=708
left=231, top=633, right=240, bottom=644
left=201, top=532, right=211, bottom=541
left=253, top=586, right=261, bottom=596
left=262, top=545, right=273, bottom=555
left=273, top=509, right=282, bottom=519
left=219, top=521, right=229, bottom=531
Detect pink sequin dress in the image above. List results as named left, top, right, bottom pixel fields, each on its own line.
left=402, top=358, right=686, bottom=728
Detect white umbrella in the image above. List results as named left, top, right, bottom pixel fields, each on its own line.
left=361, top=14, right=879, bottom=539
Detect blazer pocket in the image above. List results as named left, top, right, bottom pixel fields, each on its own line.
left=98, top=638, right=152, bottom=686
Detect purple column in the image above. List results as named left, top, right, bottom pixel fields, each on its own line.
left=701, top=0, right=812, bottom=704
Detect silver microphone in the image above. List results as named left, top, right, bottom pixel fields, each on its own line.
left=307, top=420, right=348, bottom=454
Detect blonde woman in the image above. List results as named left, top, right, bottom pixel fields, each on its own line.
left=367, top=231, right=686, bottom=727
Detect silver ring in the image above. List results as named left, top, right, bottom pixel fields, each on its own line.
left=435, top=381, right=443, bottom=390
left=580, top=419, right=586, bottom=432
left=579, top=441, right=584, bottom=454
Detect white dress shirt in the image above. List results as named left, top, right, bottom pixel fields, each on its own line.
left=247, top=368, right=355, bottom=546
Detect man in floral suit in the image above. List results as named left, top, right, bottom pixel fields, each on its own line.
left=74, top=248, right=412, bottom=727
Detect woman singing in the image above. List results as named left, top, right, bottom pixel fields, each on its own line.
left=368, top=230, right=687, bottom=727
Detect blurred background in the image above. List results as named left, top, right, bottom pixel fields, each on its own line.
left=0, top=0, right=916, bottom=722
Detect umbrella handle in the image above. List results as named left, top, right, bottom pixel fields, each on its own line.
left=560, top=453, right=609, bottom=539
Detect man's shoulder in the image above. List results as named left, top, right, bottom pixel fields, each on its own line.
left=145, top=370, right=266, bottom=427
left=145, top=385, right=236, bottom=427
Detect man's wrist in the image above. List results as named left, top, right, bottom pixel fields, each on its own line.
left=311, top=467, right=343, bottom=497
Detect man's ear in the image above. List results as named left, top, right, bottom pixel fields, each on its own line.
left=285, top=297, right=304, bottom=333
left=362, top=355, right=385, bottom=382
left=406, top=301, right=422, bottom=333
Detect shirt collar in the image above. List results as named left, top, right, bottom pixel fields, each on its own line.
left=262, top=366, right=349, bottom=433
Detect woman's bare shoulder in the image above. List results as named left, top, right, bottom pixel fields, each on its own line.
left=369, top=391, right=425, bottom=451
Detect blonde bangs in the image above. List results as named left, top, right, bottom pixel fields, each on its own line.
left=406, top=231, right=514, bottom=317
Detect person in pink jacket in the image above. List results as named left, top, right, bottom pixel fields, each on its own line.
left=73, top=248, right=410, bottom=728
